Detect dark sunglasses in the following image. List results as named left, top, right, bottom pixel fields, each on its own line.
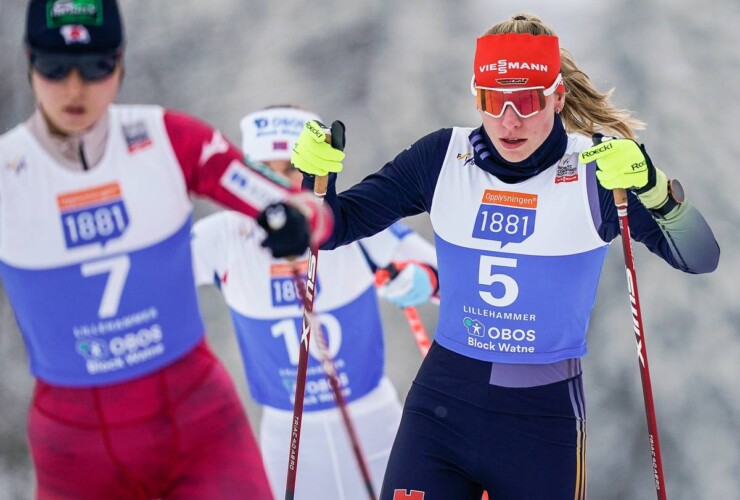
left=30, top=51, right=121, bottom=82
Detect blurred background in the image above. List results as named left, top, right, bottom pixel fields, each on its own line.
left=1, top=0, right=738, bottom=498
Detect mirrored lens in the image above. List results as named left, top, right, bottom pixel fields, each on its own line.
left=31, top=52, right=119, bottom=82
left=477, top=88, right=546, bottom=118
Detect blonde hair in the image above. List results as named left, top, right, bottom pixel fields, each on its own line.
left=484, top=13, right=644, bottom=139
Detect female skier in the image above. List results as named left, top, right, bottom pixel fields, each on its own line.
left=0, top=2, right=328, bottom=498
left=277, top=12, right=720, bottom=500
left=192, top=105, right=438, bottom=499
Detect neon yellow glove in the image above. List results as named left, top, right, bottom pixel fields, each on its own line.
left=290, top=120, right=345, bottom=177
left=579, top=136, right=668, bottom=209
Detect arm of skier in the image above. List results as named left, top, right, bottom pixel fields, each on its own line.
left=294, top=124, right=453, bottom=249
left=164, top=110, right=331, bottom=258
left=580, top=138, right=719, bottom=274
left=164, top=110, right=292, bottom=216
left=359, top=221, right=440, bottom=307
left=596, top=186, right=719, bottom=274
left=375, top=261, right=439, bottom=308
left=190, top=212, right=234, bottom=288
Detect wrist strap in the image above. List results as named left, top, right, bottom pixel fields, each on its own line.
left=649, top=178, right=684, bottom=219
left=649, top=196, right=678, bottom=218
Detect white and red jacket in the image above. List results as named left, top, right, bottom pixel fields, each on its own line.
left=191, top=213, right=437, bottom=411
left=0, top=104, right=293, bottom=386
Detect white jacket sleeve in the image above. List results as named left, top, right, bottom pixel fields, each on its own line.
left=190, top=211, right=234, bottom=287
left=357, top=221, right=437, bottom=270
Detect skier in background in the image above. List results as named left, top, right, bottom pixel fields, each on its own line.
left=191, top=105, right=438, bottom=499
left=0, top=2, right=329, bottom=498
left=277, top=12, right=720, bottom=500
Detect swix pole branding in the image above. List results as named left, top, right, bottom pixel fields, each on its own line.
left=286, top=250, right=319, bottom=495
left=625, top=267, right=645, bottom=367
left=615, top=200, right=666, bottom=499
left=300, top=253, right=317, bottom=349
left=304, top=253, right=317, bottom=303
left=619, top=210, right=646, bottom=367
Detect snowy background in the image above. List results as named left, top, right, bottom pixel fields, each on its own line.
left=1, top=0, right=739, bottom=498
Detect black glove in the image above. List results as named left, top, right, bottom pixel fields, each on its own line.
left=257, top=202, right=310, bottom=258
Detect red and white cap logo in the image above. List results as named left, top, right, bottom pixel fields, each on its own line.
left=60, top=25, right=91, bottom=45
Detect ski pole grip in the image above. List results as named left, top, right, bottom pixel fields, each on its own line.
left=314, top=121, right=346, bottom=197
left=591, top=133, right=628, bottom=206
left=314, top=176, right=329, bottom=197
left=613, top=188, right=628, bottom=205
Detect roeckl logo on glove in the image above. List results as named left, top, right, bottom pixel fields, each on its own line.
left=630, top=160, right=647, bottom=171
left=304, top=121, right=325, bottom=142
left=580, top=142, right=613, bottom=159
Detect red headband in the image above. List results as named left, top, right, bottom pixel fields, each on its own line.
left=474, top=33, right=561, bottom=89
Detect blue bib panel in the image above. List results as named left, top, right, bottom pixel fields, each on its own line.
left=434, top=234, right=607, bottom=362
left=190, top=212, right=424, bottom=411
left=429, top=128, right=609, bottom=363
left=229, top=285, right=384, bottom=410
left=0, top=221, right=204, bottom=385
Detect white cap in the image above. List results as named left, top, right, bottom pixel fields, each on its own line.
left=239, top=107, right=322, bottom=162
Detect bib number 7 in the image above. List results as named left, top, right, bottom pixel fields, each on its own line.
left=81, top=255, right=131, bottom=318
left=478, top=255, right=518, bottom=307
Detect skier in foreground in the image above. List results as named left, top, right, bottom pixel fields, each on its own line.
left=192, top=105, right=438, bottom=499
left=272, top=12, right=720, bottom=500
left=0, top=1, right=329, bottom=498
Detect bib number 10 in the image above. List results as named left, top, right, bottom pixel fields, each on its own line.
left=478, top=255, right=518, bottom=307
left=271, top=314, right=342, bottom=365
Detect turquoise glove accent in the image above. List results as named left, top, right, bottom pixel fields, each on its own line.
left=579, top=137, right=668, bottom=209
left=290, top=120, right=345, bottom=177
left=378, top=263, right=434, bottom=308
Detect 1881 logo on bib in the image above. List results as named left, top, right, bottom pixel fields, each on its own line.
left=57, top=183, right=130, bottom=248
left=472, top=189, right=537, bottom=246
left=269, top=260, right=321, bottom=307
